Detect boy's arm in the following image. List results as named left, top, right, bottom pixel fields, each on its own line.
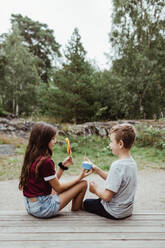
left=84, top=157, right=108, bottom=180
left=89, top=181, right=114, bottom=202
left=93, top=165, right=108, bottom=180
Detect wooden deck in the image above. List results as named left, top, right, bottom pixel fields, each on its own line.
left=0, top=211, right=165, bottom=248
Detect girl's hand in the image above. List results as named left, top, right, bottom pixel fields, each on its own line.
left=89, top=181, right=97, bottom=194
left=79, top=168, right=92, bottom=180
left=62, top=156, right=73, bottom=168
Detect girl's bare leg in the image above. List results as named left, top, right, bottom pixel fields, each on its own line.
left=58, top=180, right=87, bottom=211
left=51, top=188, right=56, bottom=195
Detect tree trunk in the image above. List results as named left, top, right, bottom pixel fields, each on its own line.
left=13, top=98, right=15, bottom=115
left=16, top=103, right=19, bottom=116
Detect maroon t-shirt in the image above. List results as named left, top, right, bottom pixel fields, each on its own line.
left=23, top=157, right=56, bottom=198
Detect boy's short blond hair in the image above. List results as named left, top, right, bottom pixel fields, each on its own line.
left=109, top=123, right=136, bottom=149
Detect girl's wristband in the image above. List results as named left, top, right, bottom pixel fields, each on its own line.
left=58, top=162, right=68, bottom=170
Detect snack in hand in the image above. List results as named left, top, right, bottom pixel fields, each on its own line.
left=81, top=161, right=92, bottom=170
left=65, top=138, right=71, bottom=156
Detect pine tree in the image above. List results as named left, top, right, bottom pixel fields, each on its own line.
left=52, top=28, right=99, bottom=122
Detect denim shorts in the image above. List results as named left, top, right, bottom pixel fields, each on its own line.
left=24, top=194, right=60, bottom=218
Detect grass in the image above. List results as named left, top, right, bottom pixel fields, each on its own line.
left=53, top=135, right=115, bottom=174
left=131, top=146, right=165, bottom=169
left=0, top=132, right=165, bottom=181
left=0, top=134, right=26, bottom=181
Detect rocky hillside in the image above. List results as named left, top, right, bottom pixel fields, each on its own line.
left=0, top=117, right=165, bottom=138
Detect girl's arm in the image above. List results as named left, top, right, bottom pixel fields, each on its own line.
left=56, top=156, right=73, bottom=179
left=56, top=168, right=64, bottom=179
left=49, top=169, right=92, bottom=193
left=89, top=181, right=114, bottom=202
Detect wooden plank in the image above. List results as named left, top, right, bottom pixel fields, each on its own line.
left=1, top=214, right=165, bottom=221
left=0, top=218, right=165, bottom=225
left=0, top=210, right=165, bottom=217
left=0, top=211, right=165, bottom=222
left=0, top=226, right=165, bottom=233
left=0, top=212, right=165, bottom=221
left=0, top=210, right=165, bottom=215
left=0, top=211, right=164, bottom=248
left=0, top=232, right=165, bottom=241
left=0, top=240, right=165, bottom=248
left=0, top=211, right=27, bottom=215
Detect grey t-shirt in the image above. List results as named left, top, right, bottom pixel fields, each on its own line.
left=101, top=157, right=137, bottom=219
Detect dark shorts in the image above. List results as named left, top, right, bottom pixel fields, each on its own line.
left=83, top=198, right=117, bottom=220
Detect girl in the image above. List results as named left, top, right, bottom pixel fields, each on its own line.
left=19, top=122, right=91, bottom=218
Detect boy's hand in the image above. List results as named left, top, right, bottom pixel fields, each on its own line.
left=89, top=181, right=98, bottom=194
left=84, top=156, right=92, bottom=164
left=62, top=156, right=73, bottom=168
left=84, top=156, right=96, bottom=171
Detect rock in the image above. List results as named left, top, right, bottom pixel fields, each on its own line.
left=0, top=124, right=8, bottom=131
left=0, top=144, right=15, bottom=155
left=0, top=118, right=62, bottom=138
left=64, top=121, right=115, bottom=137
left=7, top=126, right=16, bottom=131
left=96, top=127, right=107, bottom=136
left=0, top=117, right=165, bottom=138
left=0, top=118, right=34, bottom=138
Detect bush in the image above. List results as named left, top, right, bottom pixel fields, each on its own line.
left=135, top=124, right=165, bottom=149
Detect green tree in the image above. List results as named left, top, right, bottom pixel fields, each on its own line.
left=0, top=54, right=7, bottom=114
left=0, top=25, right=41, bottom=115
left=97, top=69, right=125, bottom=120
left=51, top=28, right=100, bottom=122
left=11, top=14, right=61, bottom=83
left=109, top=0, right=165, bottom=119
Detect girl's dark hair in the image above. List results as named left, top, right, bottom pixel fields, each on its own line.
left=19, top=122, right=57, bottom=190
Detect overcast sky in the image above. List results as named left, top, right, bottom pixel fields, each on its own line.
left=0, top=0, right=112, bottom=69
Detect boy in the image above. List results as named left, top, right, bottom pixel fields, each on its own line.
left=83, top=123, right=137, bottom=219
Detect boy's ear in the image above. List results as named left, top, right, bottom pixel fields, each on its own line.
left=119, top=140, right=124, bottom=149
